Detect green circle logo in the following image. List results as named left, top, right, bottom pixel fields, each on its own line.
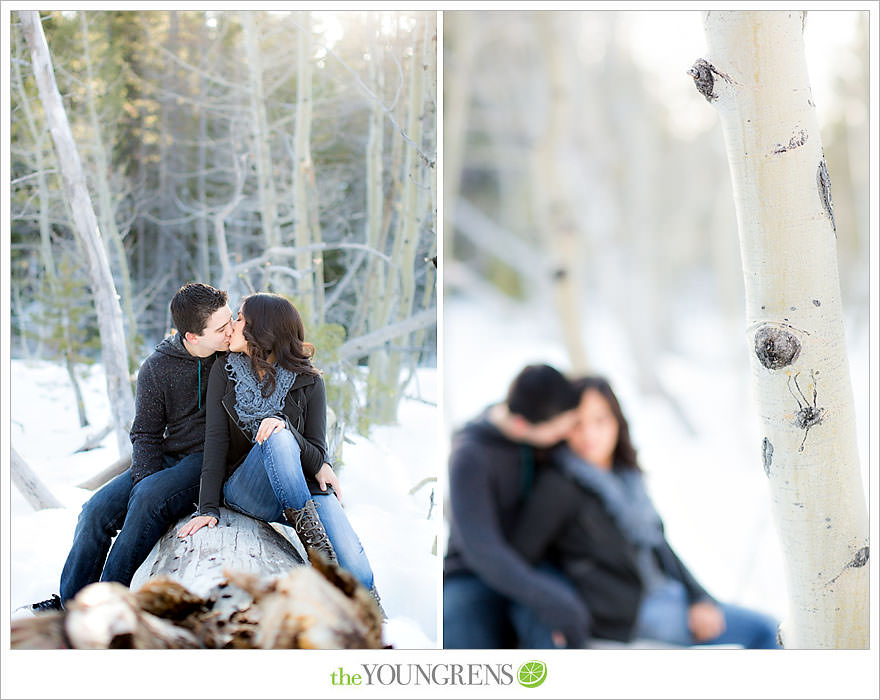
left=517, top=660, right=547, bottom=688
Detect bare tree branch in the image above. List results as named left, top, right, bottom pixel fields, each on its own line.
left=11, top=447, right=63, bottom=510
left=334, top=307, right=436, bottom=364
left=77, top=454, right=132, bottom=491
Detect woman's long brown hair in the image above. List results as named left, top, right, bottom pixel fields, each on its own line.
left=571, top=376, right=641, bottom=471
left=240, top=293, right=320, bottom=396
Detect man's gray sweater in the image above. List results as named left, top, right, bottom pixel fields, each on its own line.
left=129, top=334, right=219, bottom=484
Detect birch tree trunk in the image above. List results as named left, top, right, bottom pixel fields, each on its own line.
left=353, top=15, right=386, bottom=340
left=158, top=12, right=181, bottom=293
left=293, top=11, right=322, bottom=323
left=441, top=12, right=476, bottom=266
left=11, top=447, right=63, bottom=510
left=12, top=32, right=89, bottom=427
left=80, top=12, right=138, bottom=368
left=698, top=10, right=868, bottom=649
left=378, top=15, right=430, bottom=423
left=533, top=14, right=589, bottom=374
left=19, top=10, right=134, bottom=455
left=195, top=18, right=211, bottom=283
left=241, top=13, right=281, bottom=258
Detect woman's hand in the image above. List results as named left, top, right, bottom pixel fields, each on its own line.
left=255, top=417, right=286, bottom=444
left=177, top=515, right=218, bottom=538
left=315, top=462, right=342, bottom=503
left=687, top=600, right=726, bottom=642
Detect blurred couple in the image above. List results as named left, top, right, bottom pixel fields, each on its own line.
left=31, top=283, right=378, bottom=614
left=443, top=364, right=780, bottom=649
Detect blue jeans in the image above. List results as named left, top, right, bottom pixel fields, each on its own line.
left=635, top=579, right=781, bottom=648
left=59, top=452, right=203, bottom=602
left=443, top=571, right=568, bottom=649
left=221, top=429, right=374, bottom=591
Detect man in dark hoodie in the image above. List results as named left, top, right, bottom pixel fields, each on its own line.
left=443, top=364, right=589, bottom=649
left=30, top=283, right=233, bottom=611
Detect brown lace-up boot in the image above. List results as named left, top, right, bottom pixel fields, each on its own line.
left=284, top=500, right=337, bottom=562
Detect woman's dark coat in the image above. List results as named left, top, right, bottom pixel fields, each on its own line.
left=197, top=353, right=329, bottom=518
left=510, top=466, right=714, bottom=642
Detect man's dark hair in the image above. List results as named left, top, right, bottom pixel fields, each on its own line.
left=170, top=282, right=228, bottom=336
left=506, top=364, right=578, bottom=424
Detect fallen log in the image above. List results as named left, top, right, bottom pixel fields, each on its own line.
left=12, top=559, right=384, bottom=649
left=12, top=509, right=384, bottom=649
left=76, top=453, right=132, bottom=491
left=11, top=447, right=63, bottom=510
left=130, top=507, right=306, bottom=597
left=74, top=423, right=113, bottom=452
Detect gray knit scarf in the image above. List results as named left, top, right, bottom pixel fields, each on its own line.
left=554, top=446, right=665, bottom=548
left=226, top=352, right=297, bottom=439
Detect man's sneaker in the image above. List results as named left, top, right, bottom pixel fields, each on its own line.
left=30, top=594, right=63, bottom=614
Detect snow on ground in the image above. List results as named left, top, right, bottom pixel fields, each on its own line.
left=443, top=286, right=871, bottom=624
left=8, top=359, right=440, bottom=649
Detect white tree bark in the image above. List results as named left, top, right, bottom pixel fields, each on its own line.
left=76, top=454, right=132, bottom=491
left=699, top=10, right=868, bottom=648
left=80, top=12, right=138, bottom=368
left=11, top=447, right=63, bottom=510
left=353, top=15, right=386, bottom=339
left=130, top=508, right=305, bottom=598
left=376, top=15, right=432, bottom=423
left=293, top=11, right=324, bottom=323
left=12, top=31, right=90, bottom=427
left=241, top=13, right=281, bottom=254
left=533, top=14, right=589, bottom=374
left=441, top=11, right=476, bottom=266
left=19, top=10, right=134, bottom=455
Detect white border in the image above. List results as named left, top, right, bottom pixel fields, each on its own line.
left=3, top=3, right=878, bottom=700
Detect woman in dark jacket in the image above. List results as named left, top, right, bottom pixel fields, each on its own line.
left=177, top=293, right=374, bottom=592
left=511, top=376, right=779, bottom=648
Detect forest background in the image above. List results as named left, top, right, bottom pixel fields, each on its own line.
left=8, top=9, right=438, bottom=449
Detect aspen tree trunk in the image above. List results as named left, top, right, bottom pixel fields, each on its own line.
left=159, top=12, right=181, bottom=290
left=352, top=13, right=387, bottom=341
left=20, top=10, right=134, bottom=455
left=360, top=16, right=394, bottom=423
left=380, top=16, right=429, bottom=422
left=80, top=12, right=138, bottom=367
left=11, top=448, right=63, bottom=511
left=195, top=17, right=210, bottom=283
left=533, top=14, right=589, bottom=374
left=241, top=13, right=281, bottom=260
left=414, top=23, right=438, bottom=364
left=442, top=12, right=476, bottom=266
left=293, top=11, right=322, bottom=323
left=365, top=21, right=405, bottom=421
left=699, top=10, right=868, bottom=648
left=13, top=35, right=89, bottom=426
left=215, top=154, right=245, bottom=293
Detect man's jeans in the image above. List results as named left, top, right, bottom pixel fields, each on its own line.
left=443, top=571, right=568, bottom=649
left=222, top=429, right=375, bottom=591
left=635, top=579, right=781, bottom=648
left=59, top=452, right=203, bottom=603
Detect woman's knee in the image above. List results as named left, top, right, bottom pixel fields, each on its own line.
left=263, top=428, right=301, bottom=460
